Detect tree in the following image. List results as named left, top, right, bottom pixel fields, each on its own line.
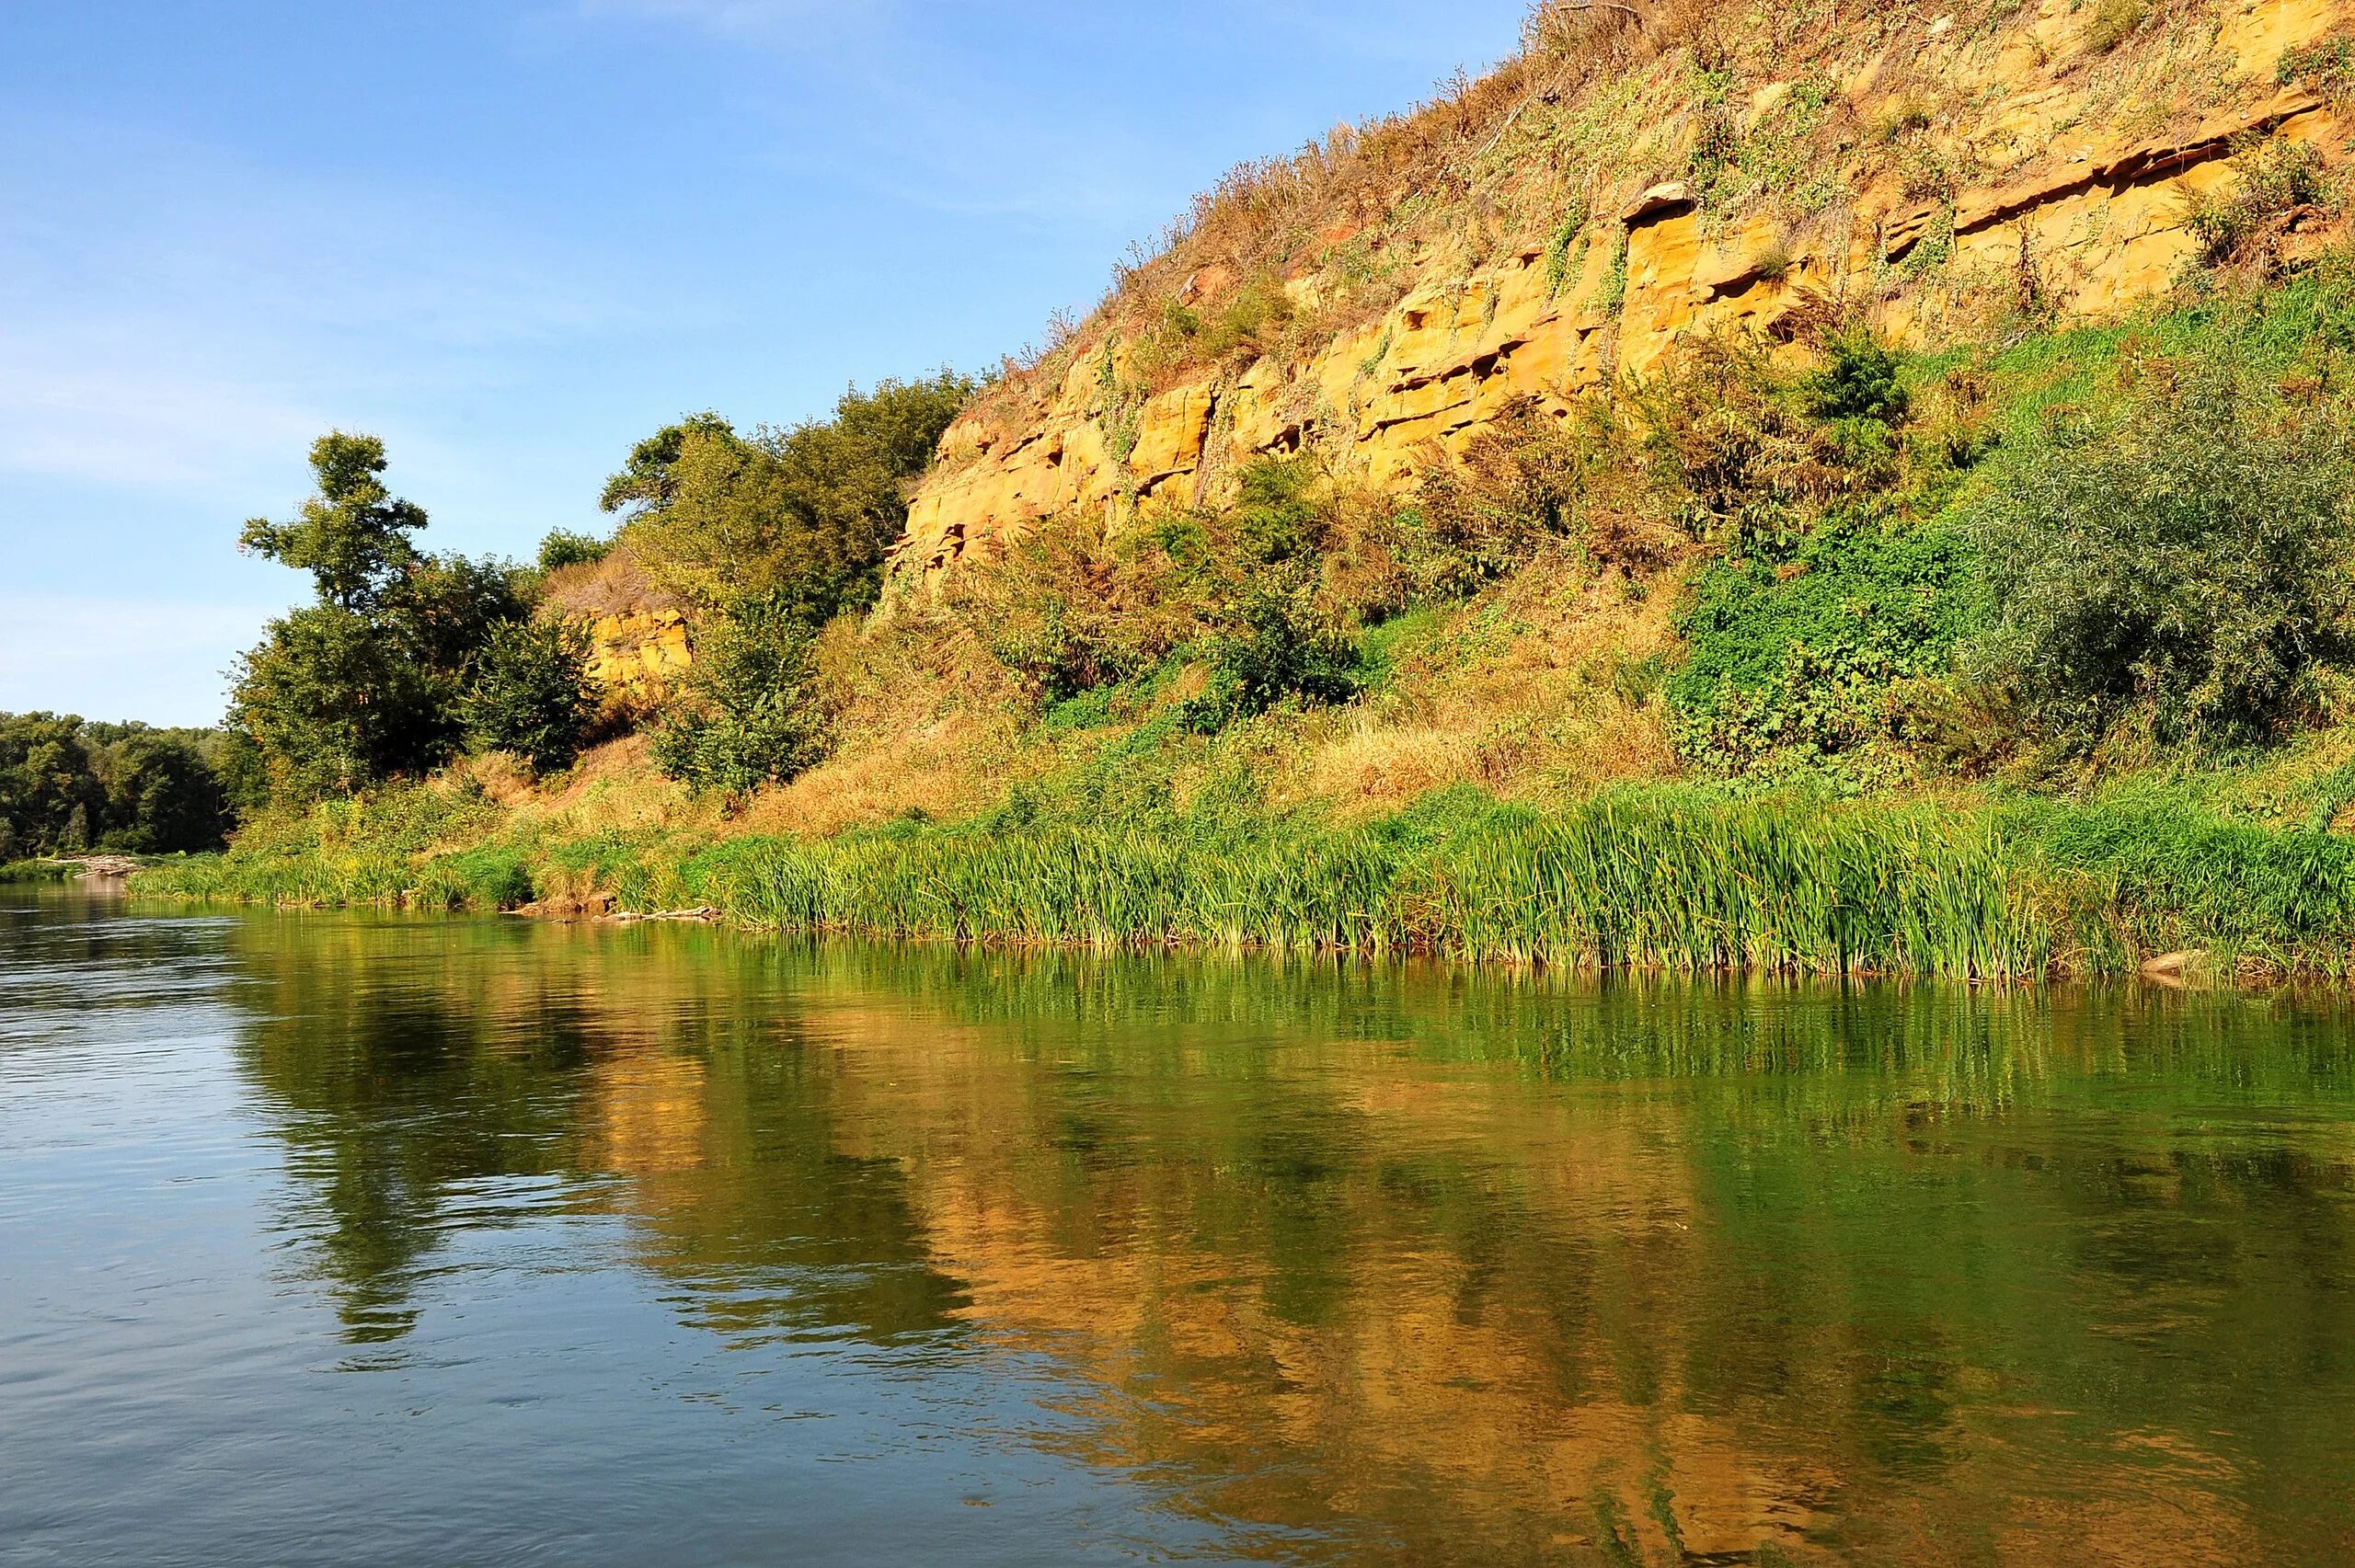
left=649, top=595, right=830, bottom=793
left=230, top=435, right=534, bottom=798
left=614, top=373, right=972, bottom=619
left=598, top=411, right=741, bottom=519
left=461, top=619, right=597, bottom=771
left=231, top=604, right=432, bottom=795
left=240, top=432, right=428, bottom=610
left=0, top=714, right=225, bottom=854
left=90, top=726, right=230, bottom=852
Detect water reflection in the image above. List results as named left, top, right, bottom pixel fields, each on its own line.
left=202, top=912, right=2355, bottom=1562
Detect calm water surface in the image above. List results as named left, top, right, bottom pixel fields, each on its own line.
left=3, top=887, right=2352, bottom=1565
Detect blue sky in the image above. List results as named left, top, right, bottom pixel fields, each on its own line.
left=0, top=1, right=1531, bottom=727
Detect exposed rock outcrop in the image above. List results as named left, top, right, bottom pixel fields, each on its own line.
left=896, top=0, right=2353, bottom=581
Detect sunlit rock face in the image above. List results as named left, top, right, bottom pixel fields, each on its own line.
left=896, top=0, right=2353, bottom=580
left=582, top=609, right=692, bottom=704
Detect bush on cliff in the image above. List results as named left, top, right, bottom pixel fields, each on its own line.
left=1969, top=344, right=2355, bottom=758
left=611, top=374, right=973, bottom=620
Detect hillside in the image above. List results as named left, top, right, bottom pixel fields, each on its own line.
left=895, top=0, right=2352, bottom=575
left=145, top=0, right=2355, bottom=980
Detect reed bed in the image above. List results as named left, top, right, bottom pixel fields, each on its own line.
left=136, top=784, right=2355, bottom=979
left=612, top=789, right=2046, bottom=978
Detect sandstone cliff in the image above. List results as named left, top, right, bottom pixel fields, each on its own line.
left=897, top=0, right=2352, bottom=579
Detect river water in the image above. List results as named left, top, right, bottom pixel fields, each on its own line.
left=2, top=886, right=2350, bottom=1565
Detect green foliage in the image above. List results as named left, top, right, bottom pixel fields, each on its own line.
left=2005, top=783, right=2355, bottom=971
left=231, top=434, right=535, bottom=799
left=233, top=555, right=530, bottom=797
left=1808, top=335, right=1910, bottom=424
left=536, top=529, right=612, bottom=572
left=597, top=410, right=737, bottom=517
left=2278, top=34, right=2355, bottom=104
left=460, top=619, right=596, bottom=771
left=1968, top=349, right=2355, bottom=755
left=1542, top=201, right=1590, bottom=299
left=616, top=374, right=972, bottom=617
left=0, top=713, right=229, bottom=854
left=1195, top=275, right=1296, bottom=361
left=649, top=595, right=831, bottom=794
left=134, top=779, right=522, bottom=910
left=2186, top=138, right=2335, bottom=269
left=956, top=459, right=1365, bottom=721
left=239, top=432, right=427, bottom=610
left=1669, top=519, right=1984, bottom=776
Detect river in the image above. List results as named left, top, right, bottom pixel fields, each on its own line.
left=2, top=886, right=2350, bottom=1564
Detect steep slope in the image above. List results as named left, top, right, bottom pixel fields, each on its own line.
left=896, top=0, right=2352, bottom=578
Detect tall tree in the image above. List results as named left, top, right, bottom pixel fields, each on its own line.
left=240, top=433, right=427, bottom=610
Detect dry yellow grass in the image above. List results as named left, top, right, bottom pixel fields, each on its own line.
left=1282, top=551, right=1682, bottom=819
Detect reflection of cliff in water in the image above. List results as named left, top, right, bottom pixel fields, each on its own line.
left=223, top=918, right=2355, bottom=1562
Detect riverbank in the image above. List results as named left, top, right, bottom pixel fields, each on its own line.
left=131, top=775, right=2355, bottom=980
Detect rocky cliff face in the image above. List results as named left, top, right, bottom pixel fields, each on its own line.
left=898, top=0, right=2351, bottom=579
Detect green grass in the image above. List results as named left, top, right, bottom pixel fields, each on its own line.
left=132, top=777, right=2355, bottom=980
left=0, top=860, right=76, bottom=885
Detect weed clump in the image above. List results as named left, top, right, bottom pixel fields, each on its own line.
left=2186, top=139, right=2337, bottom=274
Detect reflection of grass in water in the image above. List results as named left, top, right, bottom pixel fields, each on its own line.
left=1647, top=1478, right=1686, bottom=1560
left=1589, top=1490, right=1645, bottom=1567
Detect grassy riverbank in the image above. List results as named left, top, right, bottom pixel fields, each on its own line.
left=131, top=773, right=2355, bottom=979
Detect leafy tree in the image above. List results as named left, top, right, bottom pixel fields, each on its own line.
left=0, top=714, right=104, bottom=854
left=231, top=605, right=435, bottom=795
left=240, top=433, right=428, bottom=610
left=1970, top=350, right=2355, bottom=753
left=615, top=373, right=972, bottom=618
left=598, top=411, right=740, bottom=519
left=461, top=619, right=597, bottom=771
left=0, top=714, right=229, bottom=854
left=90, top=727, right=231, bottom=852
left=230, top=435, right=534, bottom=797
left=536, top=529, right=613, bottom=572
left=649, top=595, right=830, bottom=794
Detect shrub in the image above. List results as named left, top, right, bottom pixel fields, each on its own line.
left=1808, top=335, right=1910, bottom=425
left=2082, top=0, right=2145, bottom=54
left=1195, top=274, right=1295, bottom=361
left=1968, top=349, right=2355, bottom=754
left=2278, top=35, right=2355, bottom=105
left=536, top=529, right=612, bottom=572
left=2186, top=138, right=2335, bottom=271
left=461, top=618, right=597, bottom=771
left=649, top=596, right=831, bottom=794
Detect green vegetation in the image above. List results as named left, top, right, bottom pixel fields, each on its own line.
left=1969, top=340, right=2354, bottom=759
left=460, top=619, right=598, bottom=771
left=2185, top=138, right=2337, bottom=270
left=606, top=376, right=971, bottom=621
left=1, top=712, right=236, bottom=857
left=231, top=433, right=575, bottom=795
left=130, top=771, right=2355, bottom=979
left=649, top=594, right=830, bottom=793
left=127, top=142, right=2355, bottom=988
